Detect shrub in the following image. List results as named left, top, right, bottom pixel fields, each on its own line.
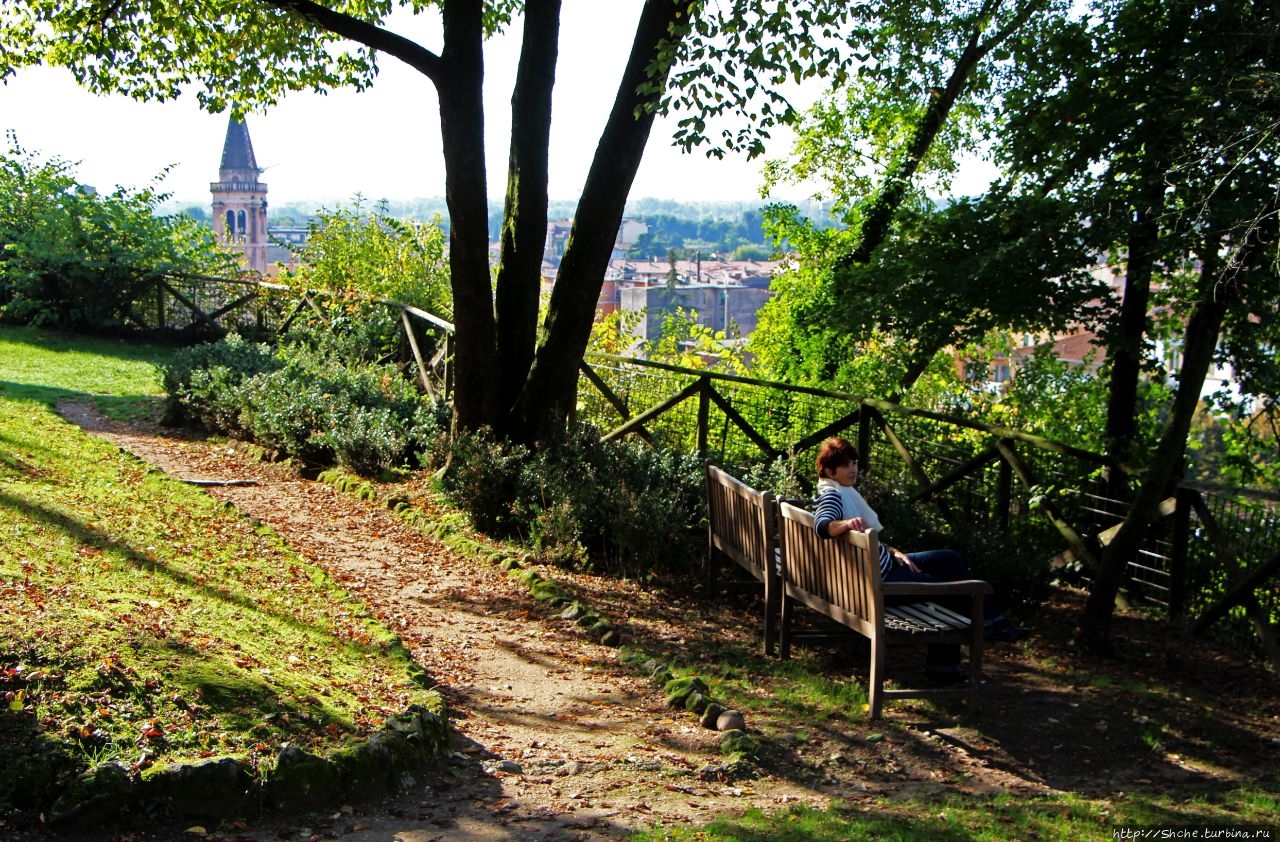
left=324, top=403, right=438, bottom=477
left=161, top=334, right=281, bottom=429
left=161, top=334, right=441, bottom=477
left=436, top=429, right=529, bottom=535
left=0, top=140, right=240, bottom=331
left=442, top=425, right=705, bottom=580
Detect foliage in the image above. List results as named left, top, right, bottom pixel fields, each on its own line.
left=0, top=328, right=437, bottom=813
left=753, top=192, right=1105, bottom=399
left=161, top=334, right=440, bottom=477
left=1191, top=403, right=1280, bottom=490
left=278, top=196, right=451, bottom=317
left=587, top=309, right=645, bottom=358
left=0, top=138, right=239, bottom=331
left=997, top=0, right=1280, bottom=403
left=624, top=209, right=772, bottom=260
left=0, top=0, right=891, bottom=444
left=160, top=333, right=283, bottom=432
left=437, top=425, right=705, bottom=581
left=642, top=307, right=748, bottom=374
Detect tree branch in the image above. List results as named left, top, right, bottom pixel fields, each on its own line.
left=257, top=0, right=443, bottom=80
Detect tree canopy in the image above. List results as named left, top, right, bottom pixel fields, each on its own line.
left=0, top=0, right=870, bottom=443
left=750, top=0, right=1280, bottom=650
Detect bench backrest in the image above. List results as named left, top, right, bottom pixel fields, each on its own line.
left=777, top=502, right=883, bottom=638
left=705, top=462, right=776, bottom=584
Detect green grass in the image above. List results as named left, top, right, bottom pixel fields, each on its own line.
left=0, top=324, right=172, bottom=419
left=632, top=789, right=1280, bottom=841
left=0, top=325, right=441, bottom=811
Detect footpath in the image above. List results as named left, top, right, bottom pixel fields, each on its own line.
left=61, top=403, right=830, bottom=841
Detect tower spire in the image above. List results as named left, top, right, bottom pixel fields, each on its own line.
left=219, top=116, right=260, bottom=177
left=211, top=115, right=269, bottom=275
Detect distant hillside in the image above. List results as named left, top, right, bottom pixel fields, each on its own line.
left=163, top=196, right=837, bottom=256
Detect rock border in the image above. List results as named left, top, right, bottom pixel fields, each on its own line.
left=47, top=703, right=449, bottom=827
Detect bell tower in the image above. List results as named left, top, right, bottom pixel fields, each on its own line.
left=211, top=116, right=269, bottom=275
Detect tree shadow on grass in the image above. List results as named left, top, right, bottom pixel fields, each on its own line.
left=0, top=488, right=441, bottom=822
left=606, top=574, right=1280, bottom=807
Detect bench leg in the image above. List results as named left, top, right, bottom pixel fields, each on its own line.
left=868, top=631, right=886, bottom=720
left=779, top=595, right=792, bottom=660
left=763, top=571, right=778, bottom=657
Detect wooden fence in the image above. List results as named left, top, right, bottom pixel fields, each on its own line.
left=129, top=275, right=1280, bottom=664
left=123, top=273, right=454, bottom=400
left=575, top=355, right=1280, bottom=663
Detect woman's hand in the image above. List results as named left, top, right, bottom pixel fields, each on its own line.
left=893, top=550, right=920, bottom=572
left=842, top=517, right=867, bottom=534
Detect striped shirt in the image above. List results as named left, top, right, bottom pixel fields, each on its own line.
left=813, top=485, right=894, bottom=578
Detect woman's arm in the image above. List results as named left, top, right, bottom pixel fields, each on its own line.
left=813, top=488, right=867, bottom=538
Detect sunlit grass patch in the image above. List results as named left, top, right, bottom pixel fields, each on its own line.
left=0, top=327, right=440, bottom=809
left=631, top=787, right=1280, bottom=841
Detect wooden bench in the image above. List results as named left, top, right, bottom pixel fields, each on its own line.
left=705, top=462, right=781, bottom=655
left=776, top=501, right=993, bottom=719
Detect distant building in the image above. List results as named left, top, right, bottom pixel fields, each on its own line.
left=542, top=218, right=649, bottom=267
left=210, top=117, right=310, bottom=276
left=210, top=117, right=269, bottom=275
left=969, top=265, right=1238, bottom=401
left=614, top=257, right=781, bottom=342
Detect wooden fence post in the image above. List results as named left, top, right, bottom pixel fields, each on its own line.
left=697, top=377, right=710, bottom=456
left=1170, top=488, right=1192, bottom=619
left=997, top=440, right=1013, bottom=534
left=857, top=404, right=873, bottom=474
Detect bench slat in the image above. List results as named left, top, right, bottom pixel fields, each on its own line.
left=706, top=462, right=780, bottom=655
left=778, top=501, right=989, bottom=720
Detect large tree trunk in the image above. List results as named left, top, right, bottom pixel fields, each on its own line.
left=1076, top=259, right=1228, bottom=651
left=438, top=0, right=499, bottom=434
left=1101, top=204, right=1159, bottom=501
left=1077, top=182, right=1280, bottom=651
left=493, top=0, right=561, bottom=426
left=510, top=0, right=688, bottom=444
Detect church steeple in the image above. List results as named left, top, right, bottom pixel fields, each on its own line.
left=211, top=115, right=269, bottom=275
left=219, top=117, right=260, bottom=178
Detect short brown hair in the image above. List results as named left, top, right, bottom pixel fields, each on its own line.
left=815, top=437, right=859, bottom=478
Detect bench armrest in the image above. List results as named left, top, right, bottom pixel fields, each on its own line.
left=881, top=579, right=994, bottom=598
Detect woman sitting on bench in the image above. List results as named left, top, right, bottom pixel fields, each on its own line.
left=811, top=437, right=1027, bottom=682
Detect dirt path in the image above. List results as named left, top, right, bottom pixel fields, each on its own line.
left=54, top=402, right=1280, bottom=841
left=59, top=403, right=829, bottom=840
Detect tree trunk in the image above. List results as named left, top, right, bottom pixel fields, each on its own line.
left=438, top=0, right=499, bottom=434
left=510, top=0, right=688, bottom=444
left=1077, top=181, right=1279, bottom=651
left=493, top=0, right=561, bottom=424
left=1101, top=205, right=1159, bottom=503
left=1076, top=262, right=1227, bottom=651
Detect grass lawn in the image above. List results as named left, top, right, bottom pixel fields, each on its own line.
left=0, top=325, right=441, bottom=813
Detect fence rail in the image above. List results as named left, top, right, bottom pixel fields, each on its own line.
left=130, top=275, right=1280, bottom=665
left=125, top=274, right=454, bottom=399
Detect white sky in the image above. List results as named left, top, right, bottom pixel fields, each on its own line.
left=0, top=1, right=997, bottom=211
left=0, top=2, right=793, bottom=209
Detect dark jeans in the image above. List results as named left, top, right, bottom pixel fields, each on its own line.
left=883, top=548, right=992, bottom=668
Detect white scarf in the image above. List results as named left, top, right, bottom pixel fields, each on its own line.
left=817, top=477, right=884, bottom=534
